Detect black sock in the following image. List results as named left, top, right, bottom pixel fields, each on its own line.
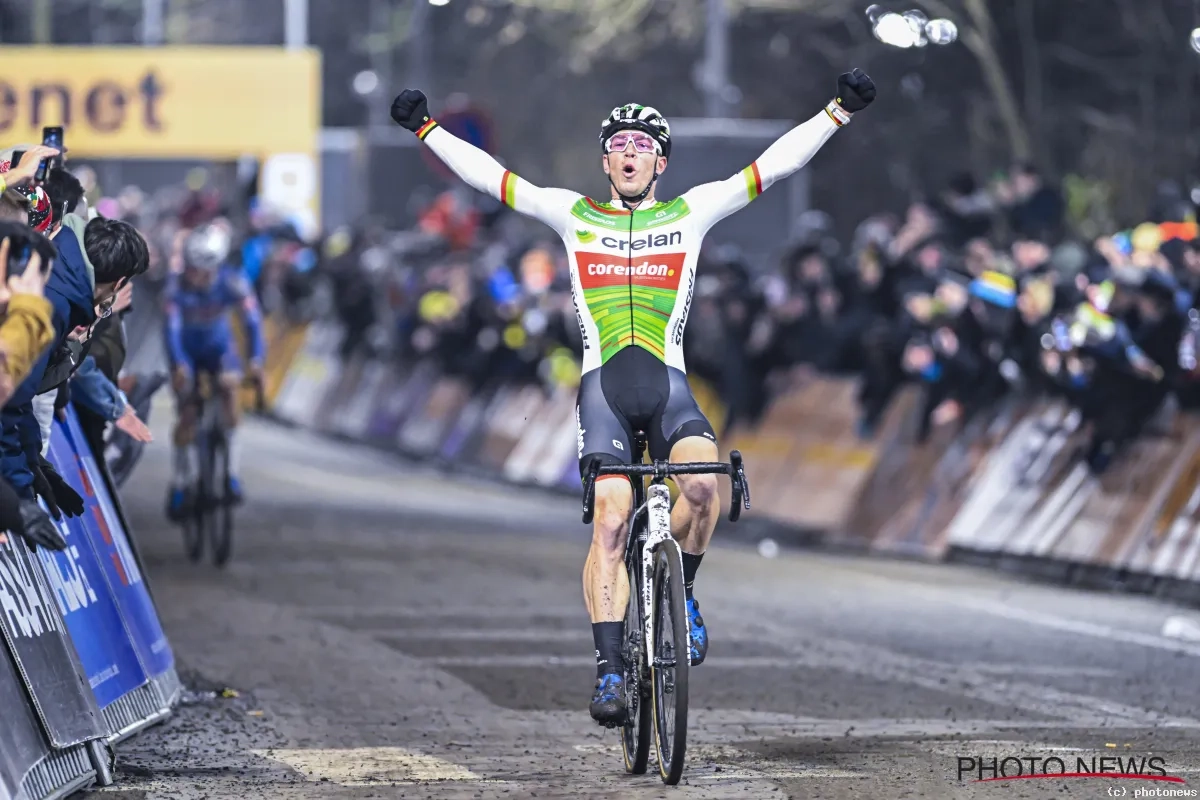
left=682, top=552, right=704, bottom=599
left=592, top=621, right=624, bottom=678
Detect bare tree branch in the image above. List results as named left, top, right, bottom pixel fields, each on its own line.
left=918, top=0, right=1031, bottom=162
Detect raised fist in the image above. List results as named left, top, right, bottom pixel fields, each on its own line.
left=390, top=89, right=431, bottom=133
left=836, top=68, right=876, bottom=113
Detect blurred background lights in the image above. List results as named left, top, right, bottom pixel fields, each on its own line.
left=867, top=5, right=958, bottom=48
left=926, top=18, right=958, bottom=45
left=873, top=11, right=917, bottom=47
left=1191, top=27, right=1200, bottom=53
left=352, top=69, right=379, bottom=96
left=902, top=10, right=929, bottom=47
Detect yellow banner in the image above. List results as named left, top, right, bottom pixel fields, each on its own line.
left=0, top=47, right=320, bottom=159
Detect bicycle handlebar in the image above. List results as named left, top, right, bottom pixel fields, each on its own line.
left=580, top=450, right=751, bottom=526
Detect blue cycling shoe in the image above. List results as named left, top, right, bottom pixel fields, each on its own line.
left=227, top=476, right=245, bottom=506
left=166, top=487, right=190, bottom=522
left=589, top=673, right=627, bottom=728
left=686, top=596, right=708, bottom=666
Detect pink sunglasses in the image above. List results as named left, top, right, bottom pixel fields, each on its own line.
left=605, top=131, right=660, bottom=154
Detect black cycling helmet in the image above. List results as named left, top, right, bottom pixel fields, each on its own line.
left=599, top=103, right=672, bottom=160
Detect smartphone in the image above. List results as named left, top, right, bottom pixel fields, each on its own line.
left=42, top=126, right=63, bottom=150
left=9, top=149, right=24, bottom=171
left=36, top=126, right=64, bottom=180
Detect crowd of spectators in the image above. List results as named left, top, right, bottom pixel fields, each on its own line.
left=304, top=162, right=1200, bottom=478
left=0, top=144, right=150, bottom=553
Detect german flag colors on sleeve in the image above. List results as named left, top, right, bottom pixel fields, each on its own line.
left=416, top=118, right=439, bottom=140
left=741, top=163, right=764, bottom=202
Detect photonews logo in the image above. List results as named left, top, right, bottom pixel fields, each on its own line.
left=956, top=751, right=1191, bottom=792
left=576, top=229, right=597, bottom=244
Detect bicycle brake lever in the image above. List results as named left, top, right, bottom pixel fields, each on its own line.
left=738, top=462, right=751, bottom=509
left=728, top=450, right=750, bottom=522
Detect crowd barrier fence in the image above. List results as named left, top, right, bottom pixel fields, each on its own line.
left=269, top=320, right=1200, bottom=602
left=0, top=406, right=179, bottom=800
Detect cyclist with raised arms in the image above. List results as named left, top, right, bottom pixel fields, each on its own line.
left=389, top=69, right=876, bottom=727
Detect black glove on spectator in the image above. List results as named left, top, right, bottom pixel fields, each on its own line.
left=0, top=476, right=24, bottom=539
left=31, top=455, right=84, bottom=520
left=390, top=89, right=432, bottom=133
left=836, top=68, right=877, bottom=113
left=17, top=498, right=66, bottom=552
left=54, top=383, right=71, bottom=415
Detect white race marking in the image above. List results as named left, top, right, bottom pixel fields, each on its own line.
left=805, top=561, right=1200, bottom=658
left=253, top=747, right=497, bottom=785
left=946, top=597, right=1200, bottom=658
left=1162, top=615, right=1200, bottom=642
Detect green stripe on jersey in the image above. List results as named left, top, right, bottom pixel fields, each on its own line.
left=569, top=197, right=691, bottom=231
left=584, top=283, right=677, bottom=364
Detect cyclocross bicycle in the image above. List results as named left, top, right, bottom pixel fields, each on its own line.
left=580, top=436, right=750, bottom=785
left=178, top=372, right=263, bottom=567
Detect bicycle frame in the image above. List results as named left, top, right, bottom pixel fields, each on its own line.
left=630, top=481, right=681, bottom=670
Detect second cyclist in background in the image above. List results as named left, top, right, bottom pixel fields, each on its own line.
left=163, top=223, right=265, bottom=521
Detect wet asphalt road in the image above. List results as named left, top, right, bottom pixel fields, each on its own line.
left=86, top=408, right=1200, bottom=799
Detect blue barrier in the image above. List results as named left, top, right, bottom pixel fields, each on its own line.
left=39, top=420, right=147, bottom=708
left=59, top=409, right=174, bottom=679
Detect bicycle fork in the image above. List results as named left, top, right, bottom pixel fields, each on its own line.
left=640, top=483, right=689, bottom=669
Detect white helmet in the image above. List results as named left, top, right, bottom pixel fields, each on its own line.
left=599, top=104, right=671, bottom=158
left=184, top=224, right=230, bottom=271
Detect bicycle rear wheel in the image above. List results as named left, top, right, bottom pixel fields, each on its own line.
left=621, top=550, right=652, bottom=774
left=651, top=537, right=689, bottom=785
left=210, top=433, right=234, bottom=567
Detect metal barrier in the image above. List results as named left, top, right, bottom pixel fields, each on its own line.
left=0, top=403, right=180, bottom=799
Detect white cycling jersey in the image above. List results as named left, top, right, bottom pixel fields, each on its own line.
left=416, top=101, right=849, bottom=375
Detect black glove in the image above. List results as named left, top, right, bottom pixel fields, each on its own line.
left=54, top=383, right=71, bottom=415
left=0, top=477, right=22, bottom=536
left=30, top=456, right=84, bottom=520
left=17, top=498, right=66, bottom=552
left=390, top=89, right=432, bottom=133
left=836, top=68, right=876, bottom=113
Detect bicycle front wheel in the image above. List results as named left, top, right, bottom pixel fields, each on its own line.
left=621, top=551, right=652, bottom=774
left=651, top=537, right=689, bottom=785
left=210, top=433, right=234, bottom=568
